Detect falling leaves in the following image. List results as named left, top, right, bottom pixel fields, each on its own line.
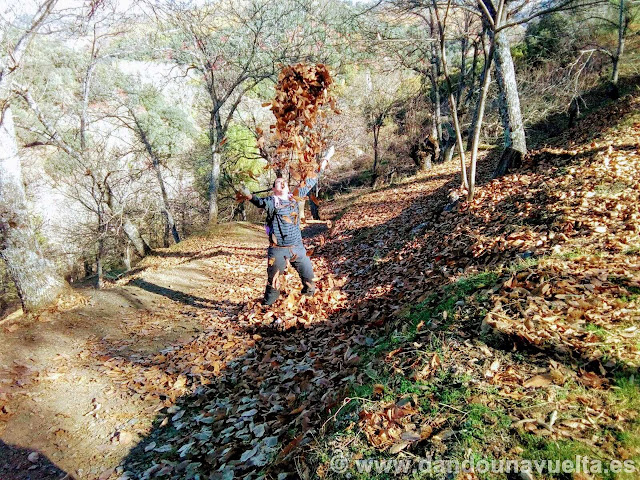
left=261, top=63, right=337, bottom=180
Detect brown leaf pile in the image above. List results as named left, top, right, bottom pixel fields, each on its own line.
left=485, top=257, right=640, bottom=367
left=359, top=397, right=437, bottom=453
left=313, top=93, right=640, bottom=463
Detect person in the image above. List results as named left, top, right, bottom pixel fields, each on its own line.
left=238, top=147, right=334, bottom=305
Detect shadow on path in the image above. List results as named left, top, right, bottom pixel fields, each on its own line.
left=0, top=440, right=71, bottom=480
left=127, top=278, right=236, bottom=311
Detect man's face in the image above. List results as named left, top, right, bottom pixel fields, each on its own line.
left=273, top=177, right=289, bottom=196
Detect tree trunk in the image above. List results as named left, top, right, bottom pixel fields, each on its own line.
left=455, top=36, right=468, bottom=110
left=208, top=107, right=224, bottom=225
left=464, top=38, right=480, bottom=111
left=372, top=123, right=381, bottom=186
left=610, top=0, right=626, bottom=99
left=96, top=214, right=104, bottom=289
left=429, top=44, right=443, bottom=144
left=123, top=241, right=131, bottom=271
left=467, top=33, right=491, bottom=152
left=135, top=118, right=180, bottom=243
left=96, top=251, right=103, bottom=289
left=431, top=3, right=469, bottom=189
left=468, top=43, right=495, bottom=201
left=163, top=222, right=170, bottom=248
left=0, top=105, right=65, bottom=311
left=121, top=216, right=151, bottom=257
left=492, top=25, right=527, bottom=160
left=208, top=150, right=221, bottom=224
left=493, top=146, right=523, bottom=178
left=101, top=179, right=152, bottom=257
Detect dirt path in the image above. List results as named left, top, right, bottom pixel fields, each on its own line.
left=0, top=224, right=272, bottom=479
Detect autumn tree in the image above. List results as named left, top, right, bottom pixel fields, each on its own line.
left=589, top=0, right=639, bottom=97
left=115, top=82, right=197, bottom=244
left=357, top=68, right=417, bottom=185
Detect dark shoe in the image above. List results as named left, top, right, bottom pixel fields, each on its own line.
left=263, top=285, right=280, bottom=306
left=301, top=280, right=316, bottom=296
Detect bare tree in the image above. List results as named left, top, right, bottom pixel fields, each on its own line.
left=431, top=0, right=470, bottom=188
left=14, top=3, right=154, bottom=258
left=0, top=0, right=66, bottom=311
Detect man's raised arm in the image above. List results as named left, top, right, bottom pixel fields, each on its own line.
left=297, top=146, right=334, bottom=197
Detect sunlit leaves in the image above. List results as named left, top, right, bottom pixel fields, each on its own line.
left=261, top=63, right=337, bottom=180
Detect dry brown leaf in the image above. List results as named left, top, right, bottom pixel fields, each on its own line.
left=523, top=373, right=554, bottom=388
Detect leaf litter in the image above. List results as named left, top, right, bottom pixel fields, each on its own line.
left=1, top=93, right=639, bottom=480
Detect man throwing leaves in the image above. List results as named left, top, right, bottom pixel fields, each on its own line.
left=238, top=147, right=334, bottom=306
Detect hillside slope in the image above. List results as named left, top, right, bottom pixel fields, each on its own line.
left=0, top=87, right=638, bottom=480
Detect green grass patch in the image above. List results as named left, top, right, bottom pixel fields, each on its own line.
left=608, top=276, right=640, bottom=302
left=410, top=271, right=499, bottom=330
left=585, top=323, right=610, bottom=340
left=520, top=435, right=600, bottom=479
left=594, top=181, right=629, bottom=196
left=555, top=248, right=588, bottom=260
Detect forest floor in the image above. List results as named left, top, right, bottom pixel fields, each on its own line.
left=1, top=86, right=640, bottom=480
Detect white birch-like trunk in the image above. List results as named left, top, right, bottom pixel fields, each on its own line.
left=493, top=26, right=527, bottom=155
left=0, top=106, right=65, bottom=311
left=208, top=149, right=221, bottom=225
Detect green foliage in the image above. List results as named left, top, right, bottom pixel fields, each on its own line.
left=133, top=84, right=196, bottom=158
left=522, top=13, right=573, bottom=65
left=410, top=271, right=499, bottom=329
left=221, top=124, right=266, bottom=192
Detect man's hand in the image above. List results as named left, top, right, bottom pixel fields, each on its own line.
left=320, top=145, right=335, bottom=171
left=235, top=185, right=252, bottom=202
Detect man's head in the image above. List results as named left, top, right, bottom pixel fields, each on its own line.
left=272, top=177, right=289, bottom=197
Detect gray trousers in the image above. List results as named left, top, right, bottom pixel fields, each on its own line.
left=264, top=244, right=315, bottom=305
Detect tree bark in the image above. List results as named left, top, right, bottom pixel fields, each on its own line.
left=208, top=105, right=224, bottom=225
left=492, top=24, right=527, bottom=156
left=455, top=36, right=468, bottom=110
left=209, top=150, right=221, bottom=224
left=467, top=33, right=490, bottom=152
left=610, top=0, right=626, bottom=98
left=123, top=241, right=131, bottom=272
left=372, top=123, right=381, bottom=186
left=96, top=212, right=105, bottom=289
left=134, top=117, right=180, bottom=244
left=0, top=0, right=64, bottom=312
left=429, top=44, right=443, bottom=145
left=431, top=1, right=469, bottom=189
left=0, top=105, right=65, bottom=311
left=100, top=179, right=152, bottom=257
left=464, top=37, right=480, bottom=112
left=468, top=42, right=495, bottom=201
